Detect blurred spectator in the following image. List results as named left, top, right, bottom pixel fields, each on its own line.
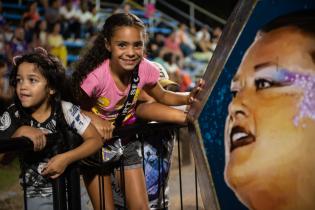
left=39, top=0, right=49, bottom=9
left=23, top=1, right=41, bottom=25
left=6, top=27, right=29, bottom=61
left=47, top=22, right=68, bottom=67
left=0, top=1, right=5, bottom=26
left=59, top=0, right=81, bottom=39
left=33, top=19, right=49, bottom=49
left=122, top=3, right=132, bottom=13
left=176, top=23, right=195, bottom=57
left=61, top=0, right=80, bottom=8
left=163, top=31, right=184, bottom=63
left=0, top=59, right=14, bottom=165
left=0, top=32, right=4, bottom=58
left=22, top=16, right=35, bottom=45
left=162, top=52, right=192, bottom=91
left=113, top=2, right=132, bottom=14
left=195, top=25, right=212, bottom=52
left=91, top=6, right=101, bottom=31
left=2, top=23, right=13, bottom=44
left=147, top=32, right=165, bottom=59
left=210, top=26, right=223, bottom=51
left=0, top=6, right=5, bottom=58
left=144, top=0, right=156, bottom=18
left=78, top=2, right=94, bottom=38
left=0, top=60, right=13, bottom=113
left=45, top=0, right=61, bottom=32
left=144, top=0, right=156, bottom=28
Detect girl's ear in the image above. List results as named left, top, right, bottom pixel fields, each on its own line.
left=49, top=89, right=56, bottom=95
left=104, top=39, right=111, bottom=52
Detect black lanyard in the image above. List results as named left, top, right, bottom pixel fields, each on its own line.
left=114, top=65, right=140, bottom=127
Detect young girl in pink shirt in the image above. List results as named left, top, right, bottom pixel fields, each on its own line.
left=72, top=13, right=203, bottom=210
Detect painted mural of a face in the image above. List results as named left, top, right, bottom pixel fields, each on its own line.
left=224, top=16, right=315, bottom=210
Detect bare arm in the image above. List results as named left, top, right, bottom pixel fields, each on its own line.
left=42, top=122, right=103, bottom=179
left=12, top=126, right=47, bottom=151
left=136, top=102, right=187, bottom=125
left=139, top=79, right=205, bottom=124
left=144, top=82, right=189, bottom=106
left=81, top=110, right=115, bottom=140
left=78, top=89, right=115, bottom=140
left=145, top=79, right=205, bottom=106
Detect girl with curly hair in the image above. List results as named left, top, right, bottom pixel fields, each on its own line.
left=0, top=47, right=103, bottom=210
left=72, top=13, right=202, bottom=210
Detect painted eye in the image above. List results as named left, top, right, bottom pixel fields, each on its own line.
left=255, top=79, right=272, bottom=90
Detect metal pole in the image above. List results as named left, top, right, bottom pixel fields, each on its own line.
left=177, top=129, right=183, bottom=210
left=189, top=2, right=195, bottom=29
left=52, top=175, right=68, bottom=210
left=66, top=164, right=81, bottom=210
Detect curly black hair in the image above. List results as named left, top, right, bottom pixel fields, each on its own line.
left=71, top=12, right=146, bottom=101
left=9, top=48, right=70, bottom=105
left=9, top=48, right=77, bottom=135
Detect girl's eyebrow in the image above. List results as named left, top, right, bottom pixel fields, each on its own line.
left=254, top=62, right=278, bottom=71
left=113, top=40, right=143, bottom=44
left=28, top=74, right=40, bottom=77
left=17, top=73, right=41, bottom=78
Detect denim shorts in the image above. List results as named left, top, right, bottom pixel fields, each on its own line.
left=80, top=139, right=143, bottom=175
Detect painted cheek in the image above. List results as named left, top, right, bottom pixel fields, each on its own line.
left=292, top=73, right=315, bottom=127
left=259, top=69, right=315, bottom=127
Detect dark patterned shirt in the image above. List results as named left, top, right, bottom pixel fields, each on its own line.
left=0, top=101, right=90, bottom=197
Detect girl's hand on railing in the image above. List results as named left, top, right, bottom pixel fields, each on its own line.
left=12, top=126, right=48, bottom=152
left=91, top=116, right=115, bottom=141
left=41, top=154, right=69, bottom=179
left=187, top=79, right=205, bottom=105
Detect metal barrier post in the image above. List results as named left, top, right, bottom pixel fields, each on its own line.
left=177, top=129, right=184, bottom=210
left=66, top=164, right=81, bottom=210
left=52, top=175, right=67, bottom=210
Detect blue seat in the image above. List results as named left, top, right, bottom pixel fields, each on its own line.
left=64, top=40, right=85, bottom=48
left=148, top=27, right=172, bottom=34
left=3, top=13, right=22, bottom=20
left=2, top=3, right=26, bottom=10
left=2, top=2, right=44, bottom=13
left=67, top=54, right=79, bottom=62
left=130, top=9, right=145, bottom=17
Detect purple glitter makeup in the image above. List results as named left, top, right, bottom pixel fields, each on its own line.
left=259, top=68, right=315, bottom=126
left=285, top=70, right=315, bottom=127
left=256, top=67, right=297, bottom=84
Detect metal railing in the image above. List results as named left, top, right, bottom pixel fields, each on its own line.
left=0, top=122, right=203, bottom=210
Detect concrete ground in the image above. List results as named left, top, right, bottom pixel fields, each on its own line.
left=168, top=129, right=205, bottom=210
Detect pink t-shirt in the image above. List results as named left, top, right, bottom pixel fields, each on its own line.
left=81, top=58, right=159, bottom=125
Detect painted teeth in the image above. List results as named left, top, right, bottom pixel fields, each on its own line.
left=232, top=132, right=248, bottom=142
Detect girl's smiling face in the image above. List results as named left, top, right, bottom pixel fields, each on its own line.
left=106, top=26, right=145, bottom=74
left=224, top=26, right=315, bottom=209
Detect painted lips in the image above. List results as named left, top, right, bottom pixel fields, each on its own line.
left=230, top=126, right=255, bottom=152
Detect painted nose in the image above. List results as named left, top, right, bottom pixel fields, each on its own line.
left=228, top=94, right=250, bottom=122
